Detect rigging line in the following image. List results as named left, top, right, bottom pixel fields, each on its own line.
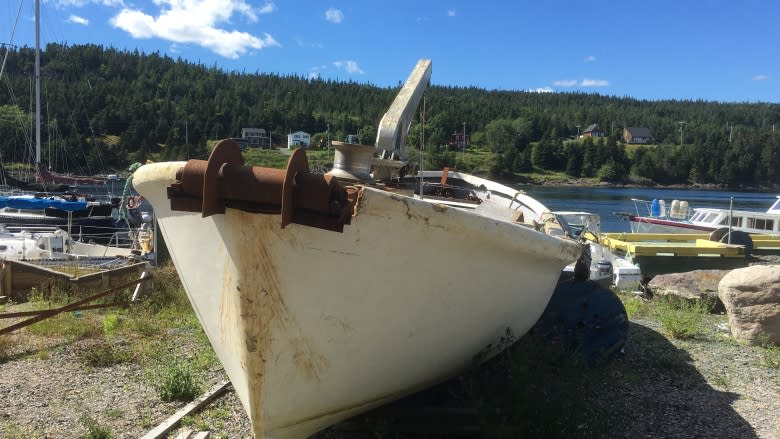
left=0, top=0, right=25, bottom=82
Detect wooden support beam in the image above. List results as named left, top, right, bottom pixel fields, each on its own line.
left=140, top=380, right=230, bottom=439
left=0, top=275, right=152, bottom=336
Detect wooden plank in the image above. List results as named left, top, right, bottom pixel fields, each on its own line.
left=172, top=428, right=194, bottom=439
left=140, top=380, right=231, bottom=439
left=192, top=432, right=210, bottom=439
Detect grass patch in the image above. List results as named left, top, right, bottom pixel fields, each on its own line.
left=78, top=340, right=132, bottom=368
left=759, top=344, right=780, bottom=369
left=81, top=414, right=113, bottom=439
left=619, top=293, right=647, bottom=319
left=106, top=408, right=124, bottom=419
left=653, top=297, right=709, bottom=340
left=0, top=422, right=38, bottom=439
left=103, top=314, right=120, bottom=338
left=153, top=361, right=202, bottom=402
left=26, top=312, right=103, bottom=340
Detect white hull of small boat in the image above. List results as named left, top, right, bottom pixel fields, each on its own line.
left=134, top=159, right=580, bottom=438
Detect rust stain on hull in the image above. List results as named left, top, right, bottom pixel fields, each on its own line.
left=221, top=210, right=330, bottom=438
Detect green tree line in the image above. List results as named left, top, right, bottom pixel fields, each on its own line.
left=0, top=43, right=778, bottom=187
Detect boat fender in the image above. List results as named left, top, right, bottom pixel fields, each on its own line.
left=650, top=199, right=660, bottom=217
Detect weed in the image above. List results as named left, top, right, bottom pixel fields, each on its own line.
left=36, top=349, right=51, bottom=361
left=78, top=340, right=131, bottom=368
left=0, top=334, right=14, bottom=360
left=620, top=294, right=646, bottom=319
left=81, top=414, right=113, bottom=439
left=654, top=297, right=708, bottom=340
left=0, top=422, right=37, bottom=439
left=103, top=314, right=120, bottom=338
left=106, top=408, right=124, bottom=419
left=27, top=313, right=102, bottom=340
left=760, top=344, right=780, bottom=369
left=710, top=372, right=732, bottom=390
left=153, top=362, right=201, bottom=402
left=140, top=412, right=153, bottom=429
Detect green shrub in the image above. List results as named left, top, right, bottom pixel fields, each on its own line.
left=103, top=314, right=120, bottom=338
left=154, top=362, right=201, bottom=402
left=760, top=344, right=780, bottom=369
left=655, top=297, right=708, bottom=339
left=81, top=415, right=113, bottom=439
left=78, top=341, right=132, bottom=368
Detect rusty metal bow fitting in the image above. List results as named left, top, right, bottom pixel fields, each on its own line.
left=167, top=139, right=357, bottom=232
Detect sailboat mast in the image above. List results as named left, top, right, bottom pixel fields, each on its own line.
left=34, top=0, right=41, bottom=165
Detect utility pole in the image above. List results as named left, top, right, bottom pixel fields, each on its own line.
left=576, top=125, right=581, bottom=138
left=327, top=123, right=330, bottom=151
left=462, top=122, right=466, bottom=164
left=679, top=121, right=685, bottom=145
left=728, top=122, right=734, bottom=142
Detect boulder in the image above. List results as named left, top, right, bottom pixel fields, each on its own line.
left=718, top=265, right=780, bottom=346
left=647, top=270, right=730, bottom=311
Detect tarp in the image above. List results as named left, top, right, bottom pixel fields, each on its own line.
left=0, top=196, right=88, bottom=212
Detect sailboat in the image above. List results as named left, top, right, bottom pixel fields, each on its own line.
left=0, top=0, right=137, bottom=246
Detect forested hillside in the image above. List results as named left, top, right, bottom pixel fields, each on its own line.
left=0, top=43, right=778, bottom=187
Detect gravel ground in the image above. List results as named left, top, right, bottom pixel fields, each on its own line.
left=1, top=299, right=778, bottom=438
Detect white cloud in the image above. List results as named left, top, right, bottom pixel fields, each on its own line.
left=333, top=60, right=364, bottom=75
left=325, top=8, right=344, bottom=24
left=67, top=14, right=89, bottom=25
left=110, top=0, right=280, bottom=59
left=581, top=78, right=609, bottom=87
left=259, top=2, right=276, bottom=14
left=447, top=9, right=456, bottom=17
left=295, top=37, right=323, bottom=48
left=752, top=74, right=769, bottom=81
left=529, top=87, right=554, bottom=93
left=50, top=0, right=125, bottom=7
left=553, top=79, right=578, bottom=87
left=308, top=71, right=320, bottom=80
left=584, top=55, right=596, bottom=62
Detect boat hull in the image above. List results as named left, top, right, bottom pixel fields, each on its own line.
left=629, top=215, right=715, bottom=234
left=134, top=162, right=580, bottom=438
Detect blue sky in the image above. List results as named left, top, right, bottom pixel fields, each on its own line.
left=2, top=0, right=779, bottom=103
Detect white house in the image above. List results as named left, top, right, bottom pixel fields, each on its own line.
left=287, top=131, right=311, bottom=148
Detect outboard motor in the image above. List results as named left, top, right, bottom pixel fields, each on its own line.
left=596, top=259, right=614, bottom=283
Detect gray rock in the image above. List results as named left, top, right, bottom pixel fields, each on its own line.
left=647, top=270, right=731, bottom=311
left=718, top=265, right=780, bottom=346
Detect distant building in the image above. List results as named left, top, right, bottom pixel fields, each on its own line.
left=447, top=131, right=469, bottom=150
left=287, top=131, right=311, bottom=148
left=241, top=128, right=270, bottom=148
left=623, top=127, right=655, bottom=144
left=582, top=124, right=604, bottom=138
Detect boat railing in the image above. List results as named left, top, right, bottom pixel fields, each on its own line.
left=631, top=198, right=693, bottom=221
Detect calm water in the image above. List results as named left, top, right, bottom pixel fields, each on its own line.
left=519, top=185, right=778, bottom=232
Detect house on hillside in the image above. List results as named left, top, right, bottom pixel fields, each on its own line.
left=241, top=128, right=270, bottom=148
left=447, top=131, right=469, bottom=150
left=623, top=127, right=655, bottom=144
left=287, top=131, right=311, bottom=148
left=582, top=124, right=604, bottom=138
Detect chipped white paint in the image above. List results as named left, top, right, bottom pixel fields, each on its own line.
left=134, top=162, right=580, bottom=438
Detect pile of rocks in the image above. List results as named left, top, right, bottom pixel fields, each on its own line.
left=647, top=265, right=780, bottom=345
